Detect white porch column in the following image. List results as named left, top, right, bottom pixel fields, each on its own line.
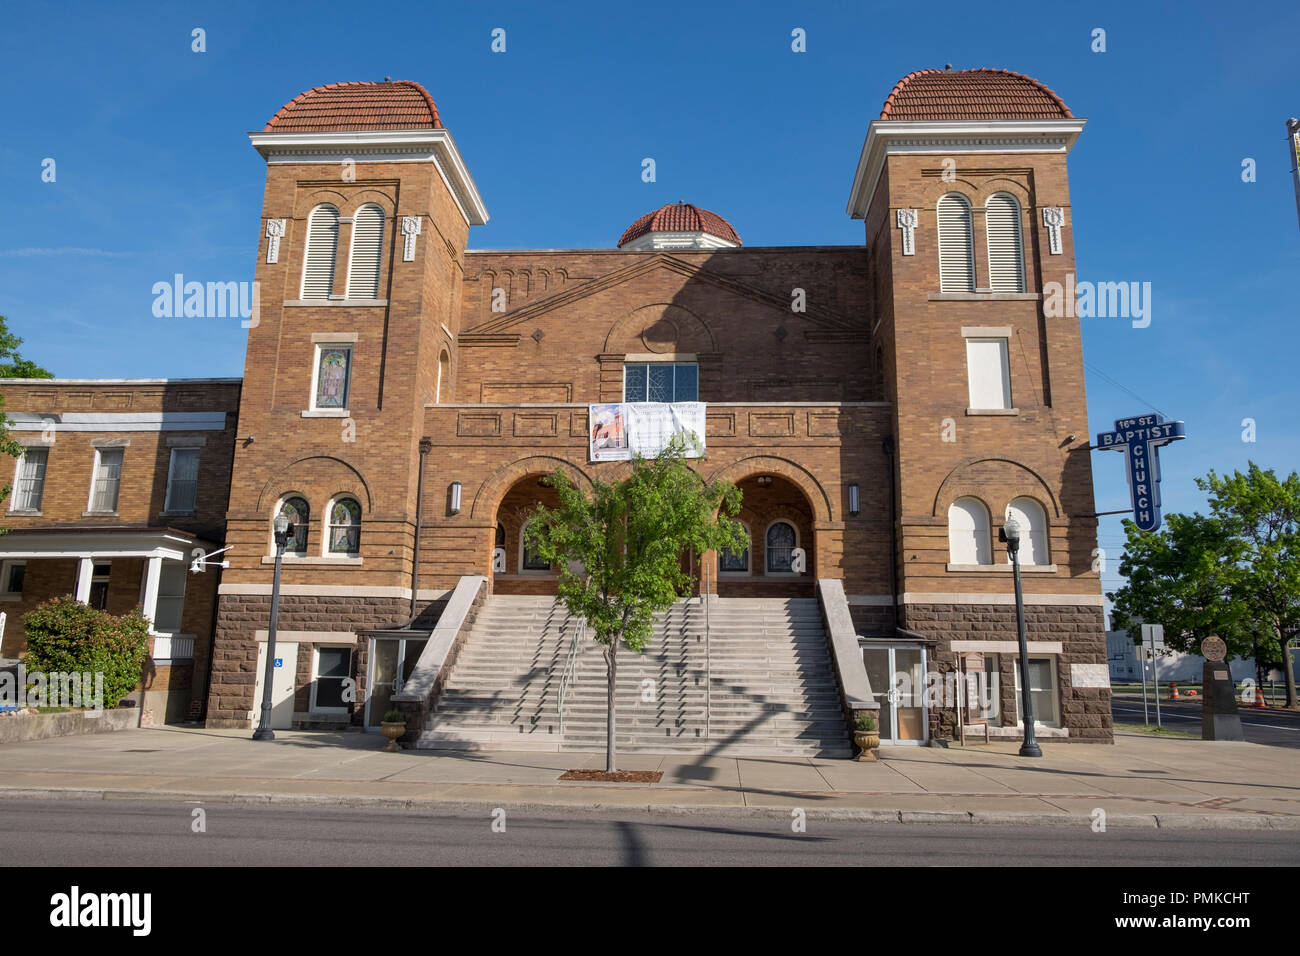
left=141, top=554, right=162, bottom=633
left=75, top=557, right=94, bottom=604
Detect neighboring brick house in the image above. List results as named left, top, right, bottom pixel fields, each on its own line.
left=6, top=67, right=1115, bottom=746
left=0, top=378, right=240, bottom=723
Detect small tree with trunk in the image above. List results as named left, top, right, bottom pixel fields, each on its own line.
left=524, top=435, right=746, bottom=772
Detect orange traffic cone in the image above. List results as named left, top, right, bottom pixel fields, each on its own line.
left=1253, top=685, right=1268, bottom=708
left=1170, top=682, right=1181, bottom=700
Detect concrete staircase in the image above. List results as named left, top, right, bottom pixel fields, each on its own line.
left=416, top=594, right=851, bottom=757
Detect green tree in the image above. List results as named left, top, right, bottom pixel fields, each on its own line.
left=1199, top=464, right=1300, bottom=707
left=1109, top=511, right=1251, bottom=660
left=524, top=436, right=746, bottom=772
left=0, top=315, right=53, bottom=518
left=23, top=597, right=151, bottom=708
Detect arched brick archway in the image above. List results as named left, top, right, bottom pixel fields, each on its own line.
left=469, top=455, right=594, bottom=520
left=706, top=455, right=833, bottom=523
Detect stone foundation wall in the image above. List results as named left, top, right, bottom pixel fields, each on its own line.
left=206, top=593, right=446, bottom=728
left=904, top=602, right=1112, bottom=743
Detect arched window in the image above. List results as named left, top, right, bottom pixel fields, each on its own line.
left=301, top=204, right=340, bottom=299
left=520, top=521, right=550, bottom=572
left=948, top=497, right=992, bottom=565
left=719, top=524, right=751, bottom=574
left=495, top=523, right=505, bottom=548
left=937, top=193, right=975, bottom=292
left=437, top=350, right=450, bottom=403
left=1006, top=497, right=1049, bottom=565
left=765, top=521, right=797, bottom=573
left=346, top=203, right=386, bottom=298
left=279, top=496, right=310, bottom=555
left=327, top=497, right=361, bottom=555
left=985, top=193, right=1025, bottom=293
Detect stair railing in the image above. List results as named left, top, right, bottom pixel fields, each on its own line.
left=702, top=564, right=711, bottom=739
left=557, top=610, right=584, bottom=737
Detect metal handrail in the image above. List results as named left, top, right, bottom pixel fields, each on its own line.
left=703, top=564, right=711, bottom=739
left=557, top=610, right=584, bottom=737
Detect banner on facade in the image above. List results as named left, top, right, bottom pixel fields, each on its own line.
left=589, top=402, right=705, bottom=462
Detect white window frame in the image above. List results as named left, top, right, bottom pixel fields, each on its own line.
left=1013, top=655, right=1061, bottom=729
left=1005, top=496, right=1051, bottom=567
left=964, top=335, right=1012, bottom=411
left=519, top=521, right=553, bottom=575
left=308, top=340, right=355, bottom=414
left=937, top=192, right=975, bottom=293
left=0, top=559, right=27, bottom=601
left=985, top=192, right=1026, bottom=293
left=763, top=520, right=800, bottom=576
left=718, top=523, right=752, bottom=576
left=9, top=445, right=48, bottom=513
left=324, top=495, right=362, bottom=557
left=300, top=203, right=341, bottom=300
left=163, top=446, right=201, bottom=514
left=274, top=494, right=312, bottom=557
left=948, top=497, right=994, bottom=566
left=147, top=560, right=188, bottom=634
left=87, top=446, right=125, bottom=514
left=310, top=644, right=354, bottom=714
left=344, top=203, right=386, bottom=299
left=622, top=362, right=700, bottom=403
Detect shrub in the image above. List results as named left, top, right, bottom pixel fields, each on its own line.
left=23, top=597, right=150, bottom=708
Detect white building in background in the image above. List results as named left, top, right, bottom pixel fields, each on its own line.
left=1105, top=630, right=1280, bottom=684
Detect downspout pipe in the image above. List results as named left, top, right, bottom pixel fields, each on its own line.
left=407, top=436, right=434, bottom=626
left=883, top=434, right=901, bottom=631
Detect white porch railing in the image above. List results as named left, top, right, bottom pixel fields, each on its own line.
left=152, top=634, right=195, bottom=661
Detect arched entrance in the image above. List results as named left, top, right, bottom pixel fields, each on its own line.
left=492, top=473, right=564, bottom=595
left=712, top=473, right=817, bottom=598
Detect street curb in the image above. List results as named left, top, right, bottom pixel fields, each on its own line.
left=2, top=785, right=1298, bottom=830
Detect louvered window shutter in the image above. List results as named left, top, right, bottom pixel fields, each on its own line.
left=301, top=204, right=340, bottom=299
left=346, top=204, right=385, bottom=298
left=937, top=194, right=975, bottom=292
left=986, top=193, right=1025, bottom=293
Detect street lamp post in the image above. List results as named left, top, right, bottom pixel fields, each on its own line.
left=253, top=513, right=293, bottom=741
left=1001, top=516, right=1042, bottom=757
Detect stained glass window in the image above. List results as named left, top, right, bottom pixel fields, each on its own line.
left=315, top=345, right=353, bottom=409
left=328, top=498, right=361, bottom=554
left=280, top=497, right=310, bottom=554
left=766, top=522, right=796, bottom=573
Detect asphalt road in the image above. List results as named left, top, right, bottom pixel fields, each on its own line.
left=1112, top=694, right=1300, bottom=748
left=2, top=799, right=1298, bottom=867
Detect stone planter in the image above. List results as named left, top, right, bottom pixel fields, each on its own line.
left=853, top=728, right=879, bottom=761
left=380, top=721, right=406, bottom=752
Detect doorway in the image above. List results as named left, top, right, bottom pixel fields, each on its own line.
left=253, top=642, right=299, bottom=730
left=365, top=636, right=428, bottom=729
left=860, top=643, right=929, bottom=745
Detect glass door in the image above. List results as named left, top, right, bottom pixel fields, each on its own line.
left=366, top=637, right=428, bottom=729
left=860, top=644, right=929, bottom=745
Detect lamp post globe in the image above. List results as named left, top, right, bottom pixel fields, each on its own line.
left=1002, top=514, right=1042, bottom=758
left=253, top=513, right=293, bottom=741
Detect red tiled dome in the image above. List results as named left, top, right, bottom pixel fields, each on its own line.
left=879, top=68, right=1072, bottom=121
left=618, top=202, right=741, bottom=247
left=264, top=80, right=443, bottom=132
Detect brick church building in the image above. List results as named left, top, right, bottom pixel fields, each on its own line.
left=0, top=68, right=1113, bottom=749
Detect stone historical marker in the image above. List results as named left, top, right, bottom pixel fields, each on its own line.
left=1200, top=636, right=1244, bottom=741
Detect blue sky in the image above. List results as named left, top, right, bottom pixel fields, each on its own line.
left=1, top=0, right=1297, bottom=609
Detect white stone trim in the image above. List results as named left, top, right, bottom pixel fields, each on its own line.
left=311, top=332, right=359, bottom=343
left=961, top=326, right=1014, bottom=338
left=946, top=563, right=1057, bottom=573
left=247, top=128, right=490, bottom=227
left=284, top=299, right=387, bottom=308
left=950, top=640, right=1064, bottom=654
left=220, top=583, right=452, bottom=600
left=166, top=435, right=208, bottom=447
left=622, top=353, right=698, bottom=363
left=846, top=118, right=1087, bottom=219
left=7, top=412, right=227, bottom=432
left=902, top=592, right=1105, bottom=607
left=254, top=629, right=357, bottom=643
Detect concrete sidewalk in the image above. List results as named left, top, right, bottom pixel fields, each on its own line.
left=1, top=726, right=1298, bottom=829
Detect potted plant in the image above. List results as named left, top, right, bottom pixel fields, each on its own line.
left=380, top=707, right=407, bottom=752
left=853, top=712, right=880, bottom=760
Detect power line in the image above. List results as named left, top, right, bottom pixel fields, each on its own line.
left=1084, top=362, right=1171, bottom=419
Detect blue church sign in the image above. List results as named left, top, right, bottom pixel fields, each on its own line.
left=1095, top=414, right=1186, bottom=533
